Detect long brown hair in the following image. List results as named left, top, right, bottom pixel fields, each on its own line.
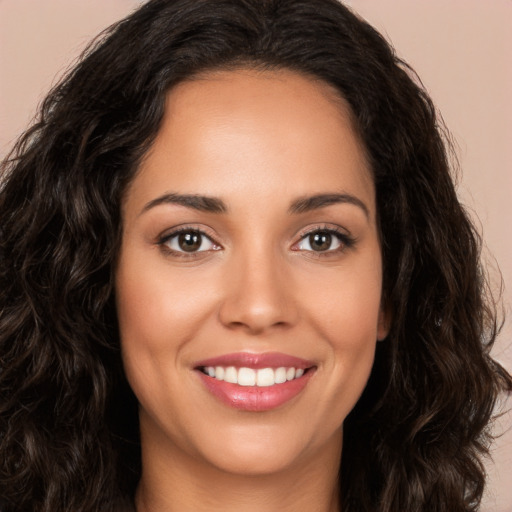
left=1, top=1, right=510, bottom=510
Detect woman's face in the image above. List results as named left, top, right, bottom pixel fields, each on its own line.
left=116, top=69, right=389, bottom=476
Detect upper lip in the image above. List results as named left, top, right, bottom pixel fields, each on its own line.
left=194, top=352, right=315, bottom=370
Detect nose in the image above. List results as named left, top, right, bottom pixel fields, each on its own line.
left=218, top=250, right=299, bottom=335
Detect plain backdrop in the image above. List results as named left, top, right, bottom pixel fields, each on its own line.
left=1, top=1, right=511, bottom=510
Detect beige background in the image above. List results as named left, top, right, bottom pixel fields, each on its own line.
left=1, top=0, right=511, bottom=510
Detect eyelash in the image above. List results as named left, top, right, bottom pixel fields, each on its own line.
left=157, top=226, right=220, bottom=259
left=157, top=225, right=356, bottom=259
left=292, top=226, right=356, bottom=256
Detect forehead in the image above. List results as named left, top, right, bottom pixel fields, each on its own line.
left=125, top=68, right=375, bottom=219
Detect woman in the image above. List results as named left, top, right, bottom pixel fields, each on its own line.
left=0, top=0, right=510, bottom=511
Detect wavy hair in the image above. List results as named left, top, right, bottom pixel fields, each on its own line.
left=1, top=0, right=510, bottom=511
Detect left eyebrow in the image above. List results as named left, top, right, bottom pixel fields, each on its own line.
left=289, top=193, right=370, bottom=219
left=140, top=193, right=228, bottom=216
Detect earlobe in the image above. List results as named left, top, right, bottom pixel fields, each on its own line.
left=377, top=304, right=392, bottom=341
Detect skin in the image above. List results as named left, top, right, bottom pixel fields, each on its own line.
left=116, top=68, right=389, bottom=512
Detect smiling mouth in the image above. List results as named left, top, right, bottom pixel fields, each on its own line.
left=194, top=352, right=316, bottom=411
left=198, top=366, right=311, bottom=387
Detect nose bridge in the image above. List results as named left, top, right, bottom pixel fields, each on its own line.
left=218, top=240, right=297, bottom=333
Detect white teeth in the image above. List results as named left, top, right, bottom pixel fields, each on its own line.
left=238, top=367, right=256, bottom=386
left=274, top=367, right=287, bottom=384
left=215, top=366, right=225, bottom=380
left=224, top=366, right=238, bottom=384
left=256, top=368, right=275, bottom=387
left=202, top=365, right=306, bottom=386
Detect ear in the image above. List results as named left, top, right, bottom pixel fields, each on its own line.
left=377, top=303, right=392, bottom=341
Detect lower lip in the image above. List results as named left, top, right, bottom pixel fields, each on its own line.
left=197, top=370, right=314, bottom=411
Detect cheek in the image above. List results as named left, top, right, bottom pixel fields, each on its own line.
left=299, top=257, right=382, bottom=413
left=304, top=257, right=383, bottom=342
left=114, top=254, right=223, bottom=435
left=114, top=250, right=220, bottom=408
left=116, top=253, right=216, bottom=350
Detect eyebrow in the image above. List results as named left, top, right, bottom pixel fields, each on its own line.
left=140, top=191, right=369, bottom=218
left=289, top=193, right=369, bottom=218
left=141, top=193, right=228, bottom=215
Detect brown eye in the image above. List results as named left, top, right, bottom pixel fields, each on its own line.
left=161, top=229, right=219, bottom=254
left=295, top=229, right=345, bottom=253
left=178, top=232, right=202, bottom=252
left=309, top=232, right=332, bottom=251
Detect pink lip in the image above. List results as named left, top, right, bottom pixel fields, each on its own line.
left=194, top=352, right=316, bottom=412
left=194, top=351, right=314, bottom=370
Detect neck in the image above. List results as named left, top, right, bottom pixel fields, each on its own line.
left=135, top=417, right=342, bottom=512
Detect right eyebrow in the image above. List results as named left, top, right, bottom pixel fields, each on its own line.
left=139, top=193, right=228, bottom=216
left=288, top=193, right=370, bottom=219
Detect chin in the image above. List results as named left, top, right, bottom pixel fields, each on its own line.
left=192, top=420, right=341, bottom=477
left=202, top=443, right=306, bottom=477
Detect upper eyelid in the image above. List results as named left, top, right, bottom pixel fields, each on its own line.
left=294, top=224, right=351, bottom=240
left=158, top=224, right=219, bottom=243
